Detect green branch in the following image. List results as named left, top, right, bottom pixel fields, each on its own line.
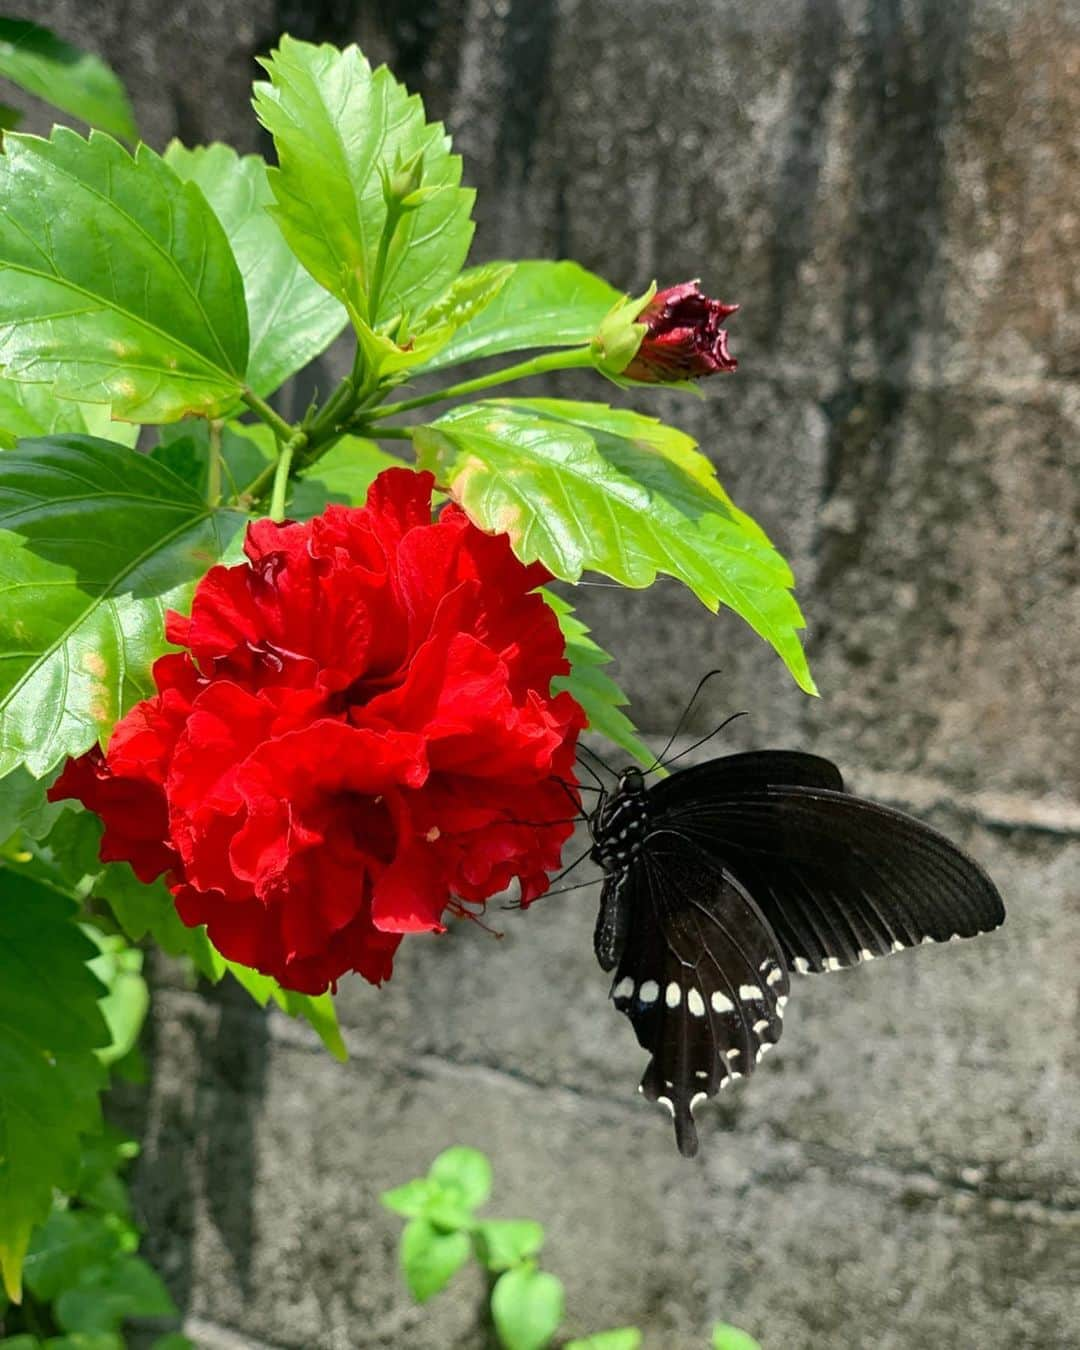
left=367, top=346, right=595, bottom=421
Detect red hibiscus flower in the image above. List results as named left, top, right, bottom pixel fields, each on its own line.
left=50, top=469, right=584, bottom=994
left=623, top=281, right=738, bottom=382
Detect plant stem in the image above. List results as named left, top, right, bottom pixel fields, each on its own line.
left=368, top=425, right=413, bottom=440
left=368, top=347, right=595, bottom=420
left=366, top=205, right=399, bottom=327
left=241, top=387, right=297, bottom=444
left=269, top=438, right=297, bottom=522
left=206, top=419, right=223, bottom=506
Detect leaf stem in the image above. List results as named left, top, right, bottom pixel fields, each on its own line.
left=206, top=419, right=223, bottom=506
left=366, top=204, right=400, bottom=327
left=367, top=347, right=595, bottom=421
left=241, top=388, right=297, bottom=444
left=369, top=425, right=413, bottom=440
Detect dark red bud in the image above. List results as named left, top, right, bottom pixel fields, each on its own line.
left=623, top=281, right=738, bottom=383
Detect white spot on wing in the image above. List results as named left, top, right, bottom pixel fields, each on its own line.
left=695, top=1069, right=709, bottom=1079
left=891, top=940, right=905, bottom=954
left=823, top=956, right=843, bottom=972
left=687, top=987, right=706, bottom=1017
left=753, top=1019, right=770, bottom=1034
left=657, top=1096, right=675, bottom=1118
left=793, top=957, right=811, bottom=975
left=639, top=980, right=659, bottom=1004
left=739, top=984, right=763, bottom=1001
left=766, top=966, right=783, bottom=986
left=858, top=948, right=875, bottom=962
left=690, top=1092, right=707, bottom=1114
left=711, top=990, right=734, bottom=1013
left=613, top=977, right=634, bottom=1000
left=665, top=981, right=681, bottom=1008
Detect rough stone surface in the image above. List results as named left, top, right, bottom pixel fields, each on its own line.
left=14, top=1, right=1080, bottom=1347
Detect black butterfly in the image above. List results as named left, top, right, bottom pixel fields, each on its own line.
left=587, top=749, right=1005, bottom=1157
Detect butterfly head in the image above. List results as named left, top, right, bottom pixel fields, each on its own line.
left=589, top=766, right=649, bottom=874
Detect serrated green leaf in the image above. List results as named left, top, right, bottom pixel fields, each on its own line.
left=0, top=129, right=248, bottom=422
left=711, top=1324, right=763, bottom=1350
left=428, top=1147, right=492, bottom=1210
left=416, top=261, right=621, bottom=375
left=164, top=142, right=347, bottom=398
left=0, top=380, right=139, bottom=452
left=90, top=859, right=226, bottom=985
left=415, top=401, right=815, bottom=695
left=253, top=37, right=474, bottom=325
left=380, top=1178, right=434, bottom=1219
left=564, top=1331, right=642, bottom=1350
left=23, top=1210, right=121, bottom=1303
left=0, top=20, right=136, bottom=142
left=490, top=1264, right=565, bottom=1350
left=223, top=962, right=347, bottom=1061
left=543, top=592, right=653, bottom=768
left=55, top=1254, right=175, bottom=1333
left=0, top=434, right=247, bottom=778
left=399, top=1219, right=470, bottom=1303
left=82, top=930, right=149, bottom=1067
left=474, top=1220, right=545, bottom=1272
left=0, top=878, right=108, bottom=1299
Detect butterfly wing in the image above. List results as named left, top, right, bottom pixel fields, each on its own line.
left=607, top=836, right=788, bottom=1157
left=650, top=765, right=1005, bottom=973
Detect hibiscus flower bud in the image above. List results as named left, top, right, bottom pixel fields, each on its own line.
left=50, top=470, right=584, bottom=995
left=621, top=281, right=738, bottom=383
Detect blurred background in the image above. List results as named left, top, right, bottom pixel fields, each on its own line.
left=13, top=1, right=1080, bottom=1346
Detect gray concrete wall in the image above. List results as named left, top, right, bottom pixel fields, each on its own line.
left=15, top=1, right=1080, bottom=1346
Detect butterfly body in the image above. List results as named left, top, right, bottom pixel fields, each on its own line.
left=587, top=750, right=1005, bottom=1158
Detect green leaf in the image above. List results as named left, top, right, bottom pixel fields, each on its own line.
left=564, top=1332, right=642, bottom=1350
left=82, top=930, right=149, bottom=1067
left=0, top=129, right=248, bottom=422
left=0, top=380, right=138, bottom=452
left=23, top=1211, right=120, bottom=1303
left=399, top=1219, right=471, bottom=1303
left=0, top=877, right=108, bottom=1299
left=712, top=1324, right=763, bottom=1350
left=0, top=434, right=247, bottom=778
left=543, top=592, right=652, bottom=768
left=164, top=142, right=347, bottom=398
left=253, top=37, right=474, bottom=325
left=74, top=1126, right=138, bottom=1219
left=474, top=1220, right=545, bottom=1272
left=0, top=767, right=65, bottom=842
left=428, top=1147, right=492, bottom=1211
left=415, top=261, right=621, bottom=374
left=380, top=1178, right=435, bottom=1220
left=0, top=20, right=136, bottom=141
left=84, top=850, right=226, bottom=985
left=223, top=962, right=347, bottom=1062
left=490, top=1264, right=565, bottom=1350
left=55, top=1254, right=175, bottom=1334
left=415, top=401, right=816, bottom=695
left=360, top=263, right=513, bottom=379
left=45, top=1335, right=124, bottom=1350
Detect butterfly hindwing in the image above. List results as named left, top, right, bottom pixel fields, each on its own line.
left=608, top=836, right=788, bottom=1157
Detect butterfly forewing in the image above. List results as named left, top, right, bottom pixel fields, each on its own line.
left=607, top=836, right=788, bottom=1157
left=650, top=768, right=1005, bottom=973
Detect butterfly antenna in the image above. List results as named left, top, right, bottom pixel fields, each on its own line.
left=661, top=710, right=749, bottom=771
left=644, top=669, right=727, bottom=773
left=578, top=742, right=616, bottom=780
left=575, top=749, right=609, bottom=793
